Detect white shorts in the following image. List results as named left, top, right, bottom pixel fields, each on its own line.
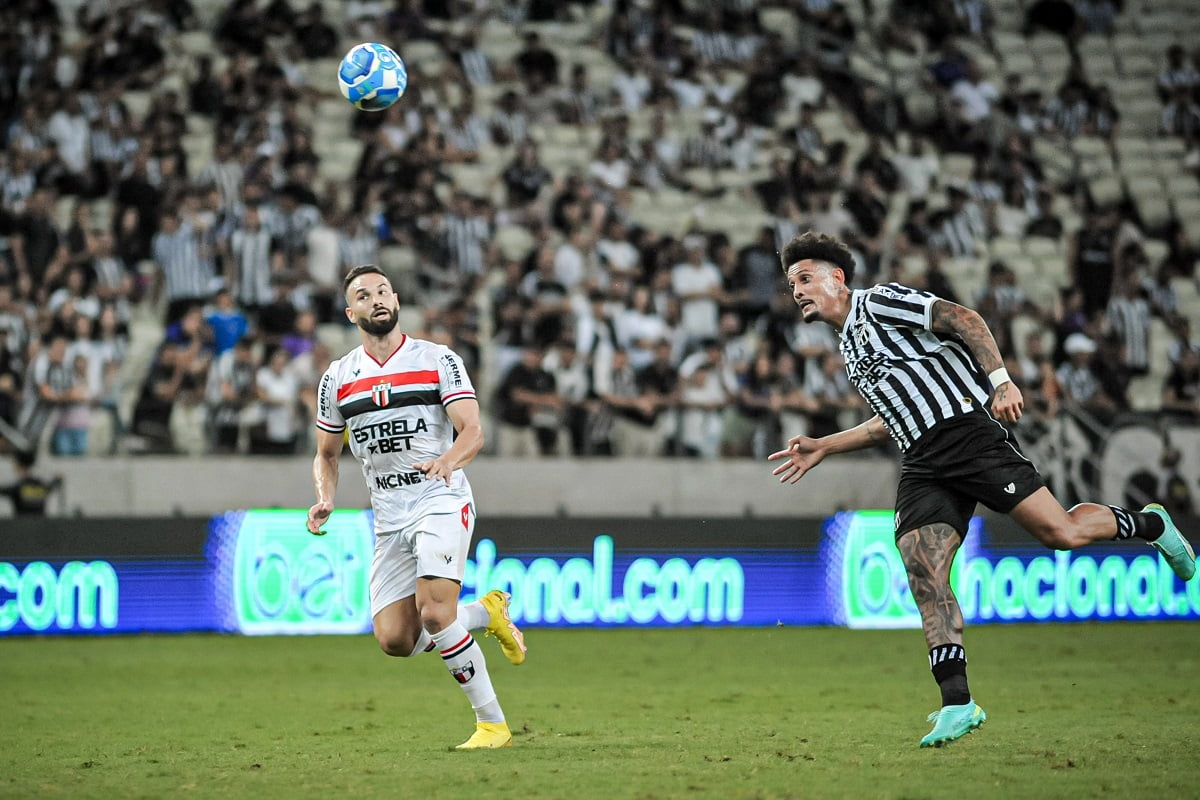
left=369, top=488, right=475, bottom=618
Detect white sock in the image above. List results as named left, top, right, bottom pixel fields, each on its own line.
left=409, top=602, right=488, bottom=656
left=430, top=622, right=504, bottom=723
left=408, top=629, right=434, bottom=656
left=458, top=600, right=490, bottom=631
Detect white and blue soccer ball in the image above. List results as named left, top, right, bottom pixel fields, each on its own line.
left=337, top=42, right=408, bottom=112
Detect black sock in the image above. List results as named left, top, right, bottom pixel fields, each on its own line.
left=929, top=644, right=971, bottom=707
left=1108, top=505, right=1166, bottom=541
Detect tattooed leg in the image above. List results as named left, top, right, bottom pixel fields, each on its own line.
left=897, top=523, right=965, bottom=649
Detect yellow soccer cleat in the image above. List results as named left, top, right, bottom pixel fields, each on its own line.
left=480, top=590, right=527, bottom=666
left=455, top=721, right=513, bottom=750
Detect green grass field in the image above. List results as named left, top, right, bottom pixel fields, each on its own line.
left=2, top=624, right=1196, bottom=799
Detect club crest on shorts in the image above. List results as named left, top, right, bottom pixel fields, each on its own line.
left=371, top=382, right=391, bottom=406
left=461, top=503, right=470, bottom=529
left=450, top=660, right=476, bottom=683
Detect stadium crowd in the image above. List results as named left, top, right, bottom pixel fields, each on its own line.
left=0, top=0, right=1198, bottom=461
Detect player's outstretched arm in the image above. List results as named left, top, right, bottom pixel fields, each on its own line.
left=929, top=299, right=1024, bottom=423
left=768, top=415, right=887, bottom=484
left=413, top=399, right=484, bottom=486
left=308, top=428, right=343, bottom=535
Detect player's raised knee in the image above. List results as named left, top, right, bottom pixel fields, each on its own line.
left=375, top=630, right=417, bottom=657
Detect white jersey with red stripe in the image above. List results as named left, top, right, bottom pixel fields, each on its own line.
left=315, top=334, right=476, bottom=532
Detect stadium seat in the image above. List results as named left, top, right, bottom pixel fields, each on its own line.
left=1165, top=174, right=1200, bottom=199
left=495, top=225, right=535, bottom=261
left=988, top=236, right=1023, bottom=262
left=317, top=139, right=363, bottom=183
left=1088, top=175, right=1124, bottom=207
left=1141, top=238, right=1170, bottom=268
left=761, top=8, right=799, bottom=44
left=1135, top=194, right=1172, bottom=232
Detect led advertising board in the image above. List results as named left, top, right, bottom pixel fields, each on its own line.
left=1, top=510, right=1196, bottom=635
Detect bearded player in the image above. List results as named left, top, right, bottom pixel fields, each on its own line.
left=308, top=264, right=526, bottom=749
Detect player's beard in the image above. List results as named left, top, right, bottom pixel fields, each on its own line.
left=357, top=306, right=399, bottom=336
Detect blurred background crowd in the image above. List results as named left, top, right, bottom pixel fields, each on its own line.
left=0, top=0, right=1198, bottom=465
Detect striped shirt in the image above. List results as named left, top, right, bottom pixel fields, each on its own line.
left=838, top=283, right=990, bottom=452
left=1106, top=294, right=1150, bottom=372
left=443, top=214, right=490, bottom=276
left=229, top=226, right=275, bottom=307
left=152, top=221, right=215, bottom=301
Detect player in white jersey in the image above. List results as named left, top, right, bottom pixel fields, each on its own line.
left=307, top=265, right=526, bottom=750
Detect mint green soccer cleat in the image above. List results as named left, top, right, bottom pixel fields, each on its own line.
left=1143, top=504, right=1196, bottom=581
left=919, top=701, right=987, bottom=748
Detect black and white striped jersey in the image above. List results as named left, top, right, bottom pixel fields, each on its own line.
left=837, top=283, right=991, bottom=452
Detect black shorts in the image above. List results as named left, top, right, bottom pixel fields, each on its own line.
left=893, top=411, right=1045, bottom=540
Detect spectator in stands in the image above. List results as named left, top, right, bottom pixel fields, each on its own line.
left=250, top=345, right=300, bottom=455
left=560, top=64, right=602, bottom=126
left=1160, top=86, right=1200, bottom=142
left=500, top=141, right=553, bottom=215
left=677, top=350, right=730, bottom=459
left=152, top=207, right=216, bottom=324
left=1086, top=85, right=1121, bottom=142
left=1056, top=332, right=1120, bottom=423
left=804, top=350, right=865, bottom=438
left=1161, top=343, right=1200, bottom=420
left=490, top=90, right=532, bottom=148
left=1024, top=0, right=1077, bottom=40
left=0, top=451, right=62, bottom=517
left=294, top=3, right=339, bottom=59
left=1013, top=326, right=1061, bottom=422
left=931, top=184, right=988, bottom=258
left=672, top=238, right=725, bottom=349
left=224, top=202, right=277, bottom=315
left=1068, top=204, right=1120, bottom=318
left=618, top=284, right=669, bottom=371
left=949, top=59, right=1000, bottom=145
left=594, top=346, right=664, bottom=457
left=976, top=261, right=1040, bottom=356
left=88, top=227, right=133, bottom=310
left=12, top=186, right=67, bottom=302
left=1043, top=80, right=1091, bottom=140
left=52, top=353, right=93, bottom=456
left=515, top=31, right=560, bottom=89
left=493, top=343, right=559, bottom=457
left=722, top=350, right=781, bottom=458
left=1157, top=45, right=1200, bottom=102
left=48, top=265, right=101, bottom=323
left=205, top=288, right=250, bottom=356
left=541, top=337, right=592, bottom=456
left=793, top=104, right=825, bottom=161
left=1106, top=271, right=1152, bottom=381
left=18, top=332, right=75, bottom=450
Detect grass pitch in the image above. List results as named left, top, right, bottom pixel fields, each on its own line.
left=2, top=624, right=1196, bottom=799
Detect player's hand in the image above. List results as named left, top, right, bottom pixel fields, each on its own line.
left=307, top=501, right=333, bottom=535
left=990, top=380, right=1024, bottom=424
left=413, top=457, right=454, bottom=486
left=767, top=435, right=826, bottom=484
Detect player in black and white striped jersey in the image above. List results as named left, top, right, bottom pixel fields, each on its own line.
left=768, top=231, right=1197, bottom=747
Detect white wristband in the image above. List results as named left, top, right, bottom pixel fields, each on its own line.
left=988, top=368, right=1011, bottom=389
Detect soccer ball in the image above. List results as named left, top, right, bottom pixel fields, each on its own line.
left=337, top=42, right=408, bottom=112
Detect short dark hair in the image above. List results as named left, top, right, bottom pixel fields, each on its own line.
left=342, top=264, right=390, bottom=296
left=779, top=231, right=856, bottom=283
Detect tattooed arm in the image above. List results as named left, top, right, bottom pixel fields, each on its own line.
left=929, top=299, right=1024, bottom=423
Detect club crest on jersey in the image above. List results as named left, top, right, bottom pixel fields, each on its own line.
left=371, top=382, right=392, bottom=407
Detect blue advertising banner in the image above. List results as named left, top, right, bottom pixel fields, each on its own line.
left=1, top=510, right=1196, bottom=635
